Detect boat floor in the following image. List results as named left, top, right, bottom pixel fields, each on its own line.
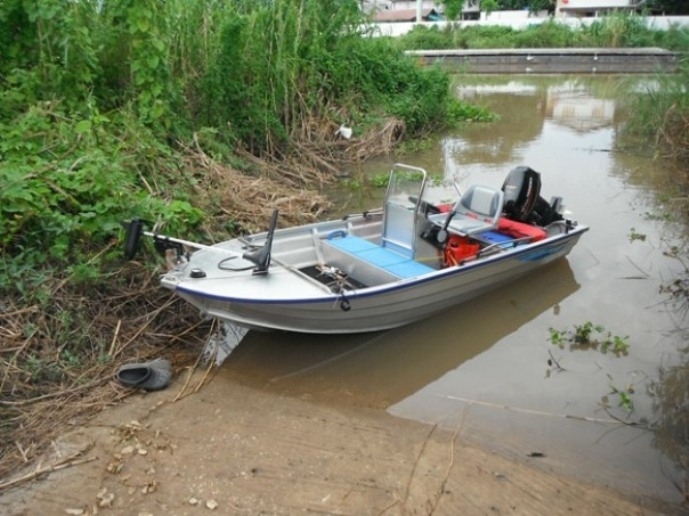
left=298, top=265, right=369, bottom=290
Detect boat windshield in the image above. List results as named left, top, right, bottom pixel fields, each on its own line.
left=381, top=164, right=428, bottom=258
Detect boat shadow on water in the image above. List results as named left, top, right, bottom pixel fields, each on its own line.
left=219, top=258, right=579, bottom=408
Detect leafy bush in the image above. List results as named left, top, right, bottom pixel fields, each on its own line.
left=0, top=0, right=473, bottom=302
left=581, top=12, right=655, bottom=47
left=397, top=25, right=458, bottom=50
left=197, top=0, right=464, bottom=152
left=513, top=20, right=580, bottom=48
left=331, top=38, right=458, bottom=135
left=451, top=25, right=520, bottom=50
left=0, top=103, right=202, bottom=301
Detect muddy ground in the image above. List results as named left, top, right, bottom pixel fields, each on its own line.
left=0, top=367, right=682, bottom=515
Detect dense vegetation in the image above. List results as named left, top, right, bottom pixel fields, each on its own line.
left=0, top=0, right=473, bottom=302
left=0, top=0, right=483, bottom=480
left=623, top=62, right=689, bottom=166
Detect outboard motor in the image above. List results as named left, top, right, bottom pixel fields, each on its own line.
left=502, top=166, right=541, bottom=222
left=531, top=195, right=563, bottom=226
left=502, top=166, right=564, bottom=226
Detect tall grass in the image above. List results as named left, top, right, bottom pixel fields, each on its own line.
left=196, top=0, right=460, bottom=154
left=398, top=13, right=689, bottom=51
left=623, top=60, right=689, bottom=164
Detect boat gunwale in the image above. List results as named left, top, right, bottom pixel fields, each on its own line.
left=170, top=224, right=588, bottom=305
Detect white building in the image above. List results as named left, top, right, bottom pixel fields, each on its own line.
left=379, top=0, right=481, bottom=20
left=366, top=0, right=647, bottom=20
left=555, top=0, right=646, bottom=17
left=360, top=0, right=393, bottom=15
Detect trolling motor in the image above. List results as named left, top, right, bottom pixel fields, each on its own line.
left=242, top=209, right=279, bottom=276
left=123, top=219, right=146, bottom=260
left=123, top=210, right=280, bottom=275
left=122, top=219, right=186, bottom=262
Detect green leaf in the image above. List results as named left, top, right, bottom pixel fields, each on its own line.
left=75, top=120, right=91, bottom=134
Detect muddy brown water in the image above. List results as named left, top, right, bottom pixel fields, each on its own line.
left=220, top=75, right=689, bottom=506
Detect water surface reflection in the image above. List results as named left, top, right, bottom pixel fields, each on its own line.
left=224, top=75, right=689, bottom=507
left=223, top=259, right=578, bottom=409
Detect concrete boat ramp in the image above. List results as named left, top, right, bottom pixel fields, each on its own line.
left=406, top=47, right=679, bottom=74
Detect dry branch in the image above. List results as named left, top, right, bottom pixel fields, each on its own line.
left=0, top=451, right=97, bottom=492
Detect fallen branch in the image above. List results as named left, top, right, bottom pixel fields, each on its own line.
left=108, top=319, right=122, bottom=357
left=602, top=407, right=651, bottom=430
left=0, top=451, right=97, bottom=492
left=0, top=379, right=106, bottom=407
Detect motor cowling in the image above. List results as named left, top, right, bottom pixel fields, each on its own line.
left=501, top=166, right=541, bottom=222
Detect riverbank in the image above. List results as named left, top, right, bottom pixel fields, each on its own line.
left=0, top=368, right=680, bottom=515
left=407, top=47, right=679, bottom=74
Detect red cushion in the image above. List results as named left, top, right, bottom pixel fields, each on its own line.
left=497, top=218, right=547, bottom=241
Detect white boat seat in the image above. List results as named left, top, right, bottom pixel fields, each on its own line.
left=430, top=185, right=504, bottom=236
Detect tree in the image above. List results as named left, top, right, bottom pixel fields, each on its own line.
left=482, top=0, right=499, bottom=15
left=527, top=0, right=555, bottom=13
left=645, top=0, right=689, bottom=15
left=441, top=0, right=465, bottom=21
left=495, top=0, right=554, bottom=11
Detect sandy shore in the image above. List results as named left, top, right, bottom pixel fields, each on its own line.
left=0, top=368, right=679, bottom=515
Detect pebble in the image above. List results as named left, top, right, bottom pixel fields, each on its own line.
left=98, top=492, right=115, bottom=508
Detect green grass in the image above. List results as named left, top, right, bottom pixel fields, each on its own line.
left=397, top=13, right=689, bottom=51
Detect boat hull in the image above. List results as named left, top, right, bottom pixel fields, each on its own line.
left=164, top=226, right=585, bottom=334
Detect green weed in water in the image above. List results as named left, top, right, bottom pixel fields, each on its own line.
left=604, top=374, right=636, bottom=412
left=548, top=322, right=630, bottom=357
left=628, top=228, right=647, bottom=243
